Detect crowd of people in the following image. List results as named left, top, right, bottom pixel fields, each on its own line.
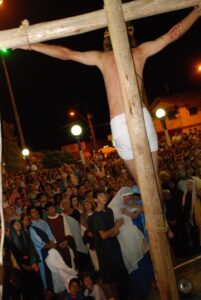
left=158, top=128, right=201, bottom=258
left=2, top=127, right=201, bottom=300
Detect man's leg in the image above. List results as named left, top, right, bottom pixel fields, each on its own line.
left=123, top=158, right=137, bottom=181
left=123, top=150, right=158, bottom=181
left=123, top=150, right=163, bottom=202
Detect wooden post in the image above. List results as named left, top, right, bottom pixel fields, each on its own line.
left=0, top=0, right=198, bottom=49
left=2, top=58, right=26, bottom=149
left=87, top=114, right=98, bottom=151
left=0, top=119, right=4, bottom=298
left=103, top=0, right=179, bottom=299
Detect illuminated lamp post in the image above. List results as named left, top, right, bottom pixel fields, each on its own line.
left=155, top=108, right=171, bottom=147
left=22, top=148, right=30, bottom=158
left=22, top=148, right=30, bottom=166
left=69, top=110, right=98, bottom=151
left=71, top=124, right=85, bottom=164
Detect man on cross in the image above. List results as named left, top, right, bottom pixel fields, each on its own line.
left=18, top=5, right=201, bottom=181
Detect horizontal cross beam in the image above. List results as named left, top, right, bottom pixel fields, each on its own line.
left=0, top=0, right=198, bottom=49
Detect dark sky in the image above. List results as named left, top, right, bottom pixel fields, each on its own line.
left=1, top=1, right=201, bottom=151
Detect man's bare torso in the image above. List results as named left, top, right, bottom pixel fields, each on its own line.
left=98, top=49, right=145, bottom=119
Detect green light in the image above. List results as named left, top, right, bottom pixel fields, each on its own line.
left=0, top=48, right=10, bottom=56
left=1, top=48, right=8, bottom=53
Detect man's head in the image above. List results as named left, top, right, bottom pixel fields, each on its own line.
left=27, top=206, right=40, bottom=220
left=103, top=22, right=138, bottom=52
left=15, top=197, right=23, bottom=207
left=122, top=192, right=133, bottom=205
left=93, top=189, right=107, bottom=206
left=78, top=184, right=86, bottom=195
left=186, top=179, right=193, bottom=192
left=99, top=179, right=106, bottom=188
left=132, top=185, right=141, bottom=201
left=81, top=273, right=94, bottom=289
left=68, top=278, right=80, bottom=296
left=83, top=200, right=93, bottom=213
left=61, top=199, right=72, bottom=211
left=20, top=214, right=30, bottom=227
left=37, top=193, right=47, bottom=206
left=45, top=202, right=56, bottom=217
left=11, top=219, right=21, bottom=232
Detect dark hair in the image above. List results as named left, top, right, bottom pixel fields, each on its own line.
left=26, top=206, right=38, bottom=216
left=69, top=195, right=77, bottom=207
left=80, top=272, right=94, bottom=283
left=103, top=22, right=138, bottom=52
left=85, top=190, right=93, bottom=197
left=10, top=219, right=21, bottom=227
left=69, top=277, right=80, bottom=288
left=45, top=201, right=55, bottom=210
left=93, top=189, right=106, bottom=199
left=54, top=193, right=62, bottom=206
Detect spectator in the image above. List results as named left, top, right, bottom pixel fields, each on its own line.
left=89, top=189, right=131, bottom=300
left=81, top=272, right=106, bottom=300
left=9, top=219, right=43, bottom=300
left=46, top=202, right=78, bottom=269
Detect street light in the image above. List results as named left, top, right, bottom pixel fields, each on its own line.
left=22, top=148, right=30, bottom=167
left=155, top=108, right=166, bottom=119
left=71, top=124, right=85, bottom=164
left=69, top=110, right=98, bottom=151
left=22, top=148, right=30, bottom=157
left=155, top=108, right=171, bottom=147
left=196, top=63, right=201, bottom=73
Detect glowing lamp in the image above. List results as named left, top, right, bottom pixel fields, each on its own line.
left=155, top=108, right=166, bottom=119
left=69, top=111, right=75, bottom=117
left=22, top=148, right=30, bottom=157
left=1, top=48, right=8, bottom=53
left=71, top=125, right=82, bottom=136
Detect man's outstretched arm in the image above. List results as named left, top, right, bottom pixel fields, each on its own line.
left=139, top=4, right=201, bottom=59
left=19, top=42, right=102, bottom=67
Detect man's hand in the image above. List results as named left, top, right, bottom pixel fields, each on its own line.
left=121, top=208, right=127, bottom=215
left=121, top=208, right=132, bottom=217
left=58, top=241, right=68, bottom=249
left=45, top=241, right=57, bottom=250
left=115, top=217, right=124, bottom=229
left=88, top=232, right=93, bottom=237
left=110, top=227, right=120, bottom=236
left=195, top=4, right=201, bottom=16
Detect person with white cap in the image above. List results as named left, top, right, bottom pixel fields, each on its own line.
left=109, top=186, right=154, bottom=297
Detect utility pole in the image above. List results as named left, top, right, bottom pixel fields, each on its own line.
left=87, top=113, right=98, bottom=151
left=2, top=57, right=26, bottom=149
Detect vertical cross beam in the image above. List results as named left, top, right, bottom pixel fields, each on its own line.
left=103, top=0, right=179, bottom=299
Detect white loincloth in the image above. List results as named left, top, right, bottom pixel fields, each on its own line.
left=110, top=107, right=158, bottom=160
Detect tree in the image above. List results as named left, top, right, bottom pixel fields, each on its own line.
left=2, top=121, right=23, bottom=173
left=42, top=150, right=75, bottom=168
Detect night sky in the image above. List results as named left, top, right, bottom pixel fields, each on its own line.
left=0, top=1, right=201, bottom=151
